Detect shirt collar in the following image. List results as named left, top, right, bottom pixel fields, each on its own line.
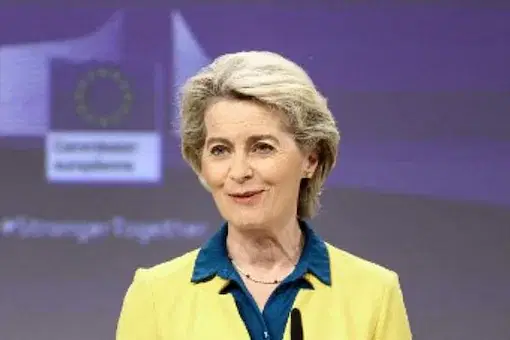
left=191, top=220, right=331, bottom=287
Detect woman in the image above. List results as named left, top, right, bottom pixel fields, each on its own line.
left=116, top=51, right=412, bottom=339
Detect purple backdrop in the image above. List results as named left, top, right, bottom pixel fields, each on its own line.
left=0, top=4, right=509, bottom=340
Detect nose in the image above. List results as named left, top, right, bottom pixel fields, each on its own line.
left=228, top=152, right=253, bottom=183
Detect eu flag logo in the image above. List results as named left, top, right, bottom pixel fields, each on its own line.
left=50, top=59, right=157, bottom=131
left=74, top=67, right=134, bottom=128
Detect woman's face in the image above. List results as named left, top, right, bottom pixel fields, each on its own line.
left=200, top=99, right=317, bottom=229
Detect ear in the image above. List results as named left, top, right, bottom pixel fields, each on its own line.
left=302, top=151, right=319, bottom=179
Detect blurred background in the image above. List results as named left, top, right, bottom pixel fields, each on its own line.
left=0, top=2, right=509, bottom=340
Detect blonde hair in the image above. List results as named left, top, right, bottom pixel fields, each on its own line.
left=179, top=51, right=340, bottom=218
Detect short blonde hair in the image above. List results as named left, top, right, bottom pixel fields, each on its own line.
left=179, top=51, right=340, bottom=218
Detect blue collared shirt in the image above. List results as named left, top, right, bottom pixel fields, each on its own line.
left=191, top=220, right=331, bottom=340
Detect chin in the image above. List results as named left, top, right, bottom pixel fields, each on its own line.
left=216, top=196, right=279, bottom=229
left=224, top=209, right=274, bottom=230
left=228, top=216, right=266, bottom=229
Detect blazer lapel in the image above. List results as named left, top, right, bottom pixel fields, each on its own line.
left=282, top=274, right=351, bottom=340
left=191, top=276, right=250, bottom=340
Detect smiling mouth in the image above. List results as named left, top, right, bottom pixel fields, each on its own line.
left=229, top=190, right=264, bottom=198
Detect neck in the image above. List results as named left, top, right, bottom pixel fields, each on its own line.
left=226, top=216, right=304, bottom=272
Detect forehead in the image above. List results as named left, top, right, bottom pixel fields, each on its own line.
left=204, top=99, right=288, bottom=135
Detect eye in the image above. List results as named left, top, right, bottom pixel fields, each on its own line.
left=209, top=145, right=229, bottom=156
left=253, top=142, right=275, bottom=154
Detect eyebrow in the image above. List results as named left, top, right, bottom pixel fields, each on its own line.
left=205, top=134, right=280, bottom=148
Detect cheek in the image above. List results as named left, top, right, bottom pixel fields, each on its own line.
left=257, top=164, right=303, bottom=202
left=258, top=155, right=304, bottom=184
left=201, top=160, right=228, bottom=187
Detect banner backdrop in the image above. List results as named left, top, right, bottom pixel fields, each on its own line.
left=1, top=4, right=509, bottom=340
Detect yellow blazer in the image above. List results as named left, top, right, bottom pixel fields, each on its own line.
left=116, top=244, right=412, bottom=339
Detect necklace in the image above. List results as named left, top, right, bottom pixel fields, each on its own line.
left=227, top=232, right=305, bottom=285
left=229, top=257, right=292, bottom=285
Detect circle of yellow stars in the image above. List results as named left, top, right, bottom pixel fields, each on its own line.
left=74, top=67, right=133, bottom=128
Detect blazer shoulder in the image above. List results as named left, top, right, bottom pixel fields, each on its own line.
left=326, top=243, right=398, bottom=285
left=134, top=248, right=200, bottom=285
left=325, top=245, right=412, bottom=339
left=117, top=250, right=201, bottom=340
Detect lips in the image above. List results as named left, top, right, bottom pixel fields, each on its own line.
left=229, top=190, right=264, bottom=198
left=228, top=190, right=264, bottom=205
